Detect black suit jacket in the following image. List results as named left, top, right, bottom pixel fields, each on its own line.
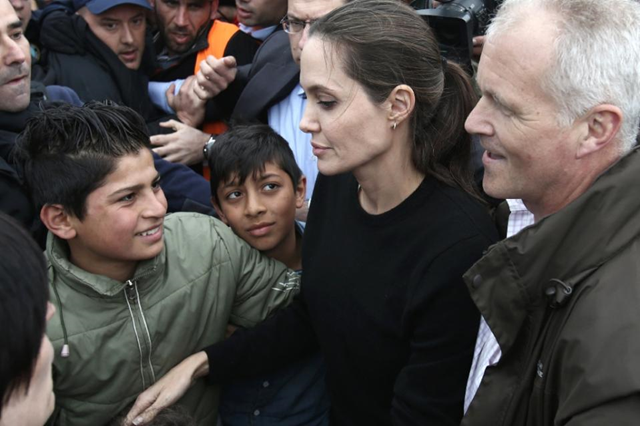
left=232, top=30, right=300, bottom=122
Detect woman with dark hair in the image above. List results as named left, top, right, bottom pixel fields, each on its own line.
left=127, top=1, right=497, bottom=425
left=0, top=213, right=56, bottom=426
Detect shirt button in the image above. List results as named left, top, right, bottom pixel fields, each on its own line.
left=254, top=410, right=260, bottom=416
left=262, top=381, right=270, bottom=388
left=472, top=274, right=483, bottom=288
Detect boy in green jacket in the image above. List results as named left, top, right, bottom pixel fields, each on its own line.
left=15, top=102, right=299, bottom=426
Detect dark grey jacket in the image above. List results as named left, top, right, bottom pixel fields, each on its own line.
left=232, top=30, right=299, bottom=122
left=463, top=147, right=640, bottom=426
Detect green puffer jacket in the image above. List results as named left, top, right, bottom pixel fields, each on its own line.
left=462, top=147, right=640, bottom=425
left=46, top=213, right=300, bottom=426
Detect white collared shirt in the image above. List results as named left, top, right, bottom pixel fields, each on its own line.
left=238, top=24, right=277, bottom=41
left=268, top=84, right=317, bottom=200
left=464, top=199, right=534, bottom=413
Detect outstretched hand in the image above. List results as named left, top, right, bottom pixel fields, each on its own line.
left=124, top=351, right=210, bottom=425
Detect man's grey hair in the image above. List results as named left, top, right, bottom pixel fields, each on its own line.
left=486, top=0, right=640, bottom=154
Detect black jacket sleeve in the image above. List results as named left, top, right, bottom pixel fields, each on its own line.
left=204, top=294, right=319, bottom=383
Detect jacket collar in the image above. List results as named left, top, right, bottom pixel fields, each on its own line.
left=47, top=233, right=165, bottom=297
left=465, top=147, right=640, bottom=352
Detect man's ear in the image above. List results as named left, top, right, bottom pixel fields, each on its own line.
left=210, top=0, right=220, bottom=19
left=40, top=204, right=77, bottom=240
left=576, top=104, right=623, bottom=159
left=386, top=84, right=415, bottom=128
left=295, top=175, right=307, bottom=209
left=211, top=197, right=229, bottom=225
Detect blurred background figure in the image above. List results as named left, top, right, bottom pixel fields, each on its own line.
left=0, top=213, right=56, bottom=426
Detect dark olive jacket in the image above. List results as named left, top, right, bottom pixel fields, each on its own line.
left=462, top=147, right=640, bottom=426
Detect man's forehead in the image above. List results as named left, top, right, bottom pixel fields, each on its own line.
left=159, top=0, right=211, bottom=6
left=97, top=3, right=147, bottom=18
left=287, top=0, right=344, bottom=19
left=0, top=0, right=21, bottom=32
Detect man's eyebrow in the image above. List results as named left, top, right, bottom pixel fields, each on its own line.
left=8, top=20, right=22, bottom=31
left=100, top=17, right=121, bottom=23
left=484, top=88, right=510, bottom=109
left=286, top=13, right=304, bottom=21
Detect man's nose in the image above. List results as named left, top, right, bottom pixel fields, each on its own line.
left=2, top=35, right=27, bottom=67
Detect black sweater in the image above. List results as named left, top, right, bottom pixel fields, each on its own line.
left=206, top=173, right=498, bottom=426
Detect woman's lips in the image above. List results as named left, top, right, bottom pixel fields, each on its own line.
left=311, top=142, right=330, bottom=157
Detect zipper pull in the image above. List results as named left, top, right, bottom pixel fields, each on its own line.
left=125, top=280, right=137, bottom=304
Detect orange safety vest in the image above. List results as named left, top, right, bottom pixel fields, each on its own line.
left=195, top=20, right=240, bottom=136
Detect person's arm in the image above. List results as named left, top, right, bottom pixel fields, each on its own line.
left=147, top=80, right=185, bottom=114
left=391, top=236, right=486, bottom=425
left=125, top=293, right=318, bottom=425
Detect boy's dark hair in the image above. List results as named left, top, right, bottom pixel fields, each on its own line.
left=14, top=101, right=151, bottom=220
left=207, top=123, right=303, bottom=203
left=0, top=213, right=49, bottom=416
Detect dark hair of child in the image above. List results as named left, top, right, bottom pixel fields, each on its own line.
left=14, top=101, right=151, bottom=220
left=207, top=123, right=303, bottom=204
left=0, top=213, right=48, bottom=416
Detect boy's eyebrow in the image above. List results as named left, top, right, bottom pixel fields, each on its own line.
left=110, top=173, right=161, bottom=197
left=220, top=171, right=283, bottom=188
left=257, top=173, right=282, bottom=181
left=221, top=178, right=241, bottom=189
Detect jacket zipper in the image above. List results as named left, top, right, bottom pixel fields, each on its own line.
left=124, top=280, right=157, bottom=389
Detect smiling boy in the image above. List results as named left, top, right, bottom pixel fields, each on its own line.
left=15, top=102, right=299, bottom=426
left=206, top=124, right=329, bottom=426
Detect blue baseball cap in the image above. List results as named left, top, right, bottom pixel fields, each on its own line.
left=73, top=0, right=152, bottom=14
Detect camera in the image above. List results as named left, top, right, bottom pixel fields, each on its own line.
left=414, top=0, right=501, bottom=73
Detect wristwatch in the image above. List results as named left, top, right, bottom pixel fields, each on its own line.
left=203, top=135, right=216, bottom=161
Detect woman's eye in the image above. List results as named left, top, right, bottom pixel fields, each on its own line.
left=318, top=100, right=337, bottom=109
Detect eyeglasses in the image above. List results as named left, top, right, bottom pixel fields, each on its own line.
left=280, top=16, right=318, bottom=34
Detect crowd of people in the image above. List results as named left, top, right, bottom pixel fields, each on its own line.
left=0, top=0, right=639, bottom=425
